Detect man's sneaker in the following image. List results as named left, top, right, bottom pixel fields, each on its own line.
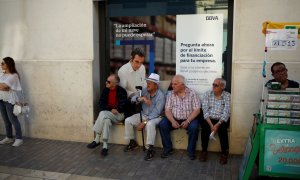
left=0, top=137, right=14, bottom=144
left=12, top=139, right=23, bottom=147
left=101, top=148, right=108, bottom=156
left=144, top=149, right=155, bottom=161
left=160, top=149, right=174, bottom=158
left=87, top=141, right=100, bottom=149
left=124, top=140, right=138, bottom=152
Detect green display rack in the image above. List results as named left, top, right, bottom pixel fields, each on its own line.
left=240, top=89, right=300, bottom=180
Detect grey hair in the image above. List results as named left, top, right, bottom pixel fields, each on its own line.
left=173, top=74, right=186, bottom=85
left=110, top=74, right=120, bottom=84
left=215, top=78, right=226, bottom=89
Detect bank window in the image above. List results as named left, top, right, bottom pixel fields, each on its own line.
left=107, top=0, right=232, bottom=92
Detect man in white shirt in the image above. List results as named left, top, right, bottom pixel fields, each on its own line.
left=118, top=48, right=146, bottom=98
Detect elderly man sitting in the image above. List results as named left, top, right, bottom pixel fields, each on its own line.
left=158, top=74, right=201, bottom=160
left=123, top=73, right=166, bottom=161
left=87, top=74, right=127, bottom=156
left=200, top=78, right=231, bottom=165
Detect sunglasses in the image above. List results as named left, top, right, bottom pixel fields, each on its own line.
left=106, top=80, right=111, bottom=84
left=1, top=62, right=5, bottom=65
left=273, top=68, right=287, bottom=75
left=212, top=83, right=220, bottom=87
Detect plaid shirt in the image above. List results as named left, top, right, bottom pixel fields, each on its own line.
left=165, top=87, right=201, bottom=120
left=202, top=90, right=231, bottom=122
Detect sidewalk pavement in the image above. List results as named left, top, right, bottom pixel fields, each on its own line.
left=0, top=136, right=243, bottom=180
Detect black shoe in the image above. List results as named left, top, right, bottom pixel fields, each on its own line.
left=199, top=151, right=207, bottom=162
left=101, top=148, right=108, bottom=156
left=124, top=140, right=138, bottom=152
left=87, top=141, right=100, bottom=149
left=160, top=149, right=173, bottom=158
left=188, top=153, right=196, bottom=160
left=144, top=149, right=155, bottom=161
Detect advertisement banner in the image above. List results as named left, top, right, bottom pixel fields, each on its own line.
left=176, top=14, right=223, bottom=96
left=263, top=129, right=300, bottom=175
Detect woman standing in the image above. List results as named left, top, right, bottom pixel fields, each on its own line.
left=0, top=57, right=23, bottom=147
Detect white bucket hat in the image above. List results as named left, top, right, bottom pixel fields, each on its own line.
left=145, top=73, right=160, bottom=84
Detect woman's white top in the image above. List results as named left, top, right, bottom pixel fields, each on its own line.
left=0, top=72, right=22, bottom=104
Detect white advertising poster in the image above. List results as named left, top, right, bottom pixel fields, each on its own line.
left=265, top=29, right=298, bottom=50
left=176, top=14, right=223, bottom=97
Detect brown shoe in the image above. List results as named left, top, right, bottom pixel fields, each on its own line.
left=219, top=154, right=228, bottom=165
left=199, top=151, right=207, bottom=162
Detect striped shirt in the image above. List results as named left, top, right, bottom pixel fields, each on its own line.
left=165, top=87, right=201, bottom=120
left=202, top=90, right=231, bottom=122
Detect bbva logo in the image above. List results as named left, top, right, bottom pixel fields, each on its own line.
left=206, top=16, right=218, bottom=20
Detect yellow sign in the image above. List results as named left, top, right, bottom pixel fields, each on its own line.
left=262, top=21, right=300, bottom=39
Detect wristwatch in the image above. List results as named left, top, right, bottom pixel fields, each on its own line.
left=143, top=121, right=147, bottom=124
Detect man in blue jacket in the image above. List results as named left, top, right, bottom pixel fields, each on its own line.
left=87, top=74, right=127, bottom=156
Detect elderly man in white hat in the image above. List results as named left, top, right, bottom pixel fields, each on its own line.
left=124, top=73, right=166, bottom=161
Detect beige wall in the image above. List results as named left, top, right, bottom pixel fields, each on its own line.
left=231, top=0, right=300, bottom=154
left=0, top=0, right=94, bottom=142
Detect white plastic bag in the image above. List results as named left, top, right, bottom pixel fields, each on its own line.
left=13, top=103, right=30, bottom=116
left=13, top=104, right=22, bottom=116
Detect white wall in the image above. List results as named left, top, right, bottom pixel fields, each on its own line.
left=231, top=0, right=300, bottom=153
left=0, top=0, right=95, bottom=142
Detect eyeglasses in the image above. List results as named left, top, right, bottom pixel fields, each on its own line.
left=1, top=62, right=5, bottom=65
left=273, top=68, right=287, bottom=75
left=212, top=83, right=220, bottom=87
left=106, top=80, right=111, bottom=84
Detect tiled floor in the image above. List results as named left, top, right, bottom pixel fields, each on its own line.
left=0, top=136, right=243, bottom=180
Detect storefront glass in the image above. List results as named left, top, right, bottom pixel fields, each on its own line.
left=106, top=0, right=232, bottom=92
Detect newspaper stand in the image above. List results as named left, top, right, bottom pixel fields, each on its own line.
left=239, top=89, right=300, bottom=179
left=239, top=21, right=300, bottom=179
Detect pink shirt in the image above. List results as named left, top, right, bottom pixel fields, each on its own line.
left=165, top=87, right=201, bottom=120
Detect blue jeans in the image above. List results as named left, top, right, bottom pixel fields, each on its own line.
left=158, top=117, right=199, bottom=155
left=0, top=100, right=22, bottom=139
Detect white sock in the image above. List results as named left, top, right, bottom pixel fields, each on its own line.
left=103, top=139, right=108, bottom=149
left=94, top=133, right=101, bottom=143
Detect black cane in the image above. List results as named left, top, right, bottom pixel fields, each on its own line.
left=136, top=86, right=146, bottom=151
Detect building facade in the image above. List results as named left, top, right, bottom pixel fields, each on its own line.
left=0, top=0, right=299, bottom=154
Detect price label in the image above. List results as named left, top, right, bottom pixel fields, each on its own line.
left=266, top=29, right=298, bottom=50
left=272, top=40, right=296, bottom=48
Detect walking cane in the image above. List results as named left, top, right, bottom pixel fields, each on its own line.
left=136, top=86, right=146, bottom=151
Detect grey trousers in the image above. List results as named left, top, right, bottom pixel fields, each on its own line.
left=92, top=110, right=124, bottom=140
left=124, top=113, right=162, bottom=145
